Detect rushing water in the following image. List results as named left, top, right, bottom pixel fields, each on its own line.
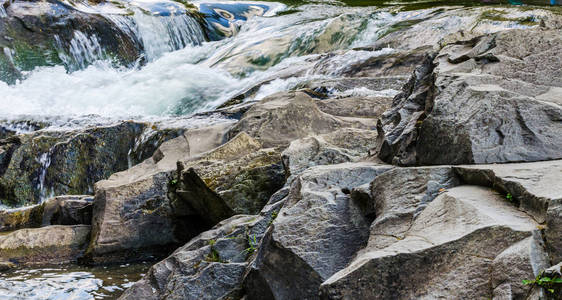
left=0, top=1, right=559, bottom=129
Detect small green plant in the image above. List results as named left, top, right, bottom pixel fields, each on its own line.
left=205, top=248, right=221, bottom=263
left=268, top=211, right=279, bottom=225
left=506, top=193, right=513, bottom=202
left=244, top=234, right=259, bottom=255
left=523, top=274, right=562, bottom=294
left=170, top=179, right=178, bottom=186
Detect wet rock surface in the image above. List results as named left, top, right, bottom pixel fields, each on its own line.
left=0, top=0, right=141, bottom=83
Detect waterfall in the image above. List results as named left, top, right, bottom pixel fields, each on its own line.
left=54, top=31, right=106, bottom=71
left=37, top=150, right=53, bottom=203
left=2, top=47, right=14, bottom=64
left=106, top=10, right=206, bottom=62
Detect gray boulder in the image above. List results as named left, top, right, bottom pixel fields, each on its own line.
left=86, top=123, right=231, bottom=264
left=120, top=200, right=283, bottom=300
left=491, top=234, right=550, bottom=299
left=282, top=128, right=378, bottom=179
left=173, top=131, right=284, bottom=221
left=454, top=160, right=562, bottom=263
left=0, top=195, right=93, bottom=232
left=368, top=166, right=460, bottom=249
left=378, top=28, right=562, bottom=165
left=41, top=195, right=93, bottom=226
left=321, top=186, right=543, bottom=299
left=244, top=163, right=391, bottom=300
left=227, top=91, right=361, bottom=148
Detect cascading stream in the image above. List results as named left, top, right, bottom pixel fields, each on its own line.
left=0, top=2, right=419, bottom=129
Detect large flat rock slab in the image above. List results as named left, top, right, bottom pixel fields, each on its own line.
left=0, top=225, right=90, bottom=266
left=454, top=160, right=562, bottom=262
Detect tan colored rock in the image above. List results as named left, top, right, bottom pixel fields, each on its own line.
left=455, top=160, right=562, bottom=262
left=0, top=225, right=90, bottom=265
left=227, top=91, right=356, bottom=148
left=174, top=132, right=285, bottom=223
left=86, top=123, right=232, bottom=264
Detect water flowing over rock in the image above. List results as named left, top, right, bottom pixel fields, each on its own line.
left=2, top=2, right=562, bottom=299
left=0, top=121, right=146, bottom=206
left=0, top=0, right=209, bottom=84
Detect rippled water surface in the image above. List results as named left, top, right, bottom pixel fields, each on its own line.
left=0, top=263, right=150, bottom=300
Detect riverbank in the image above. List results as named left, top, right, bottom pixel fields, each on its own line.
left=1, top=0, right=561, bottom=299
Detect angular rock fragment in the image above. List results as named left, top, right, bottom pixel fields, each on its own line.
left=0, top=195, right=93, bottom=232
left=282, top=128, right=378, bottom=179
left=41, top=195, right=93, bottom=226
left=174, top=132, right=285, bottom=222
left=368, top=166, right=459, bottom=249
left=86, top=123, right=231, bottom=264
left=120, top=204, right=282, bottom=300
left=227, top=91, right=358, bottom=148
left=454, top=160, right=562, bottom=262
left=244, top=163, right=391, bottom=300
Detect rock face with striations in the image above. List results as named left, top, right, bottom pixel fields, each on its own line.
left=244, top=163, right=391, bottom=300
left=378, top=28, right=562, bottom=166
left=320, top=186, right=547, bottom=299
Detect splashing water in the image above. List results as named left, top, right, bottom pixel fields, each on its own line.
left=1, top=2, right=537, bottom=130
left=0, top=3, right=405, bottom=126
left=111, top=10, right=207, bottom=62
left=55, top=31, right=106, bottom=70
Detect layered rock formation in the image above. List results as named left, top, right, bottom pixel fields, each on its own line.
left=0, top=4, right=561, bottom=300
